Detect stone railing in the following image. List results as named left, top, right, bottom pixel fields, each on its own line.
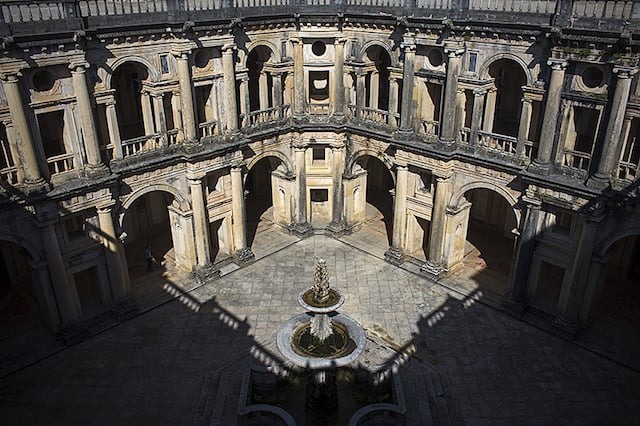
left=477, top=130, right=518, bottom=157
left=47, top=152, right=75, bottom=175
left=1, top=0, right=637, bottom=35
left=420, top=119, right=439, bottom=136
left=199, top=120, right=219, bottom=138
left=360, top=107, right=392, bottom=126
left=308, top=102, right=331, bottom=116
left=617, top=159, right=638, bottom=182
left=0, top=164, right=18, bottom=184
left=121, top=133, right=162, bottom=157
left=562, top=148, right=591, bottom=173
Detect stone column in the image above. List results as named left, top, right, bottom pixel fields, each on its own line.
left=399, top=43, right=416, bottom=131
left=455, top=88, right=466, bottom=134
left=141, top=91, right=155, bottom=135
left=292, top=38, right=305, bottom=117
left=171, top=90, right=184, bottom=142
left=1, top=73, right=43, bottom=185
left=239, top=73, right=251, bottom=128
left=333, top=38, right=346, bottom=118
left=388, top=74, right=400, bottom=126
left=327, top=143, right=345, bottom=233
left=440, top=47, right=463, bottom=144
left=230, top=165, right=255, bottom=263
left=97, top=203, right=131, bottom=304
left=292, top=142, right=311, bottom=234
left=175, top=51, right=197, bottom=141
left=506, top=195, right=541, bottom=311
left=105, top=98, right=123, bottom=159
left=2, top=120, right=24, bottom=183
left=259, top=71, right=269, bottom=110
left=588, top=67, right=637, bottom=187
left=421, top=173, right=453, bottom=275
left=70, top=62, right=103, bottom=169
left=385, top=165, right=408, bottom=264
left=273, top=71, right=283, bottom=117
left=188, top=174, right=213, bottom=268
left=356, top=70, right=366, bottom=118
left=554, top=211, right=601, bottom=335
left=222, top=44, right=239, bottom=133
left=531, top=59, right=567, bottom=172
left=482, top=89, right=496, bottom=132
left=516, top=97, right=533, bottom=159
left=40, top=222, right=81, bottom=324
left=470, top=88, right=486, bottom=145
left=152, top=93, right=168, bottom=147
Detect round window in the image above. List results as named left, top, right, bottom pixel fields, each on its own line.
left=582, top=66, right=604, bottom=89
left=311, top=41, right=326, bottom=57
left=427, top=49, right=444, bottom=68
left=32, top=70, right=56, bottom=92
left=194, top=51, right=210, bottom=69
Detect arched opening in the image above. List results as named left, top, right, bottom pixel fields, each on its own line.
left=588, top=235, right=640, bottom=364
left=364, top=46, right=391, bottom=111
left=245, top=157, right=285, bottom=249
left=457, top=188, right=517, bottom=296
left=112, top=62, right=150, bottom=140
left=354, top=155, right=394, bottom=246
left=121, top=191, right=175, bottom=296
left=487, top=59, right=526, bottom=137
left=247, top=46, right=274, bottom=112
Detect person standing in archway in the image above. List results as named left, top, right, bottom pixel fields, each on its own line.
left=144, top=243, right=155, bottom=272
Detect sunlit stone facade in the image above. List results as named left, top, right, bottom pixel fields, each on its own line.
left=0, top=0, right=639, bottom=345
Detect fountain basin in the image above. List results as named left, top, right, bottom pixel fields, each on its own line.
left=277, top=312, right=366, bottom=370
left=298, top=288, right=344, bottom=313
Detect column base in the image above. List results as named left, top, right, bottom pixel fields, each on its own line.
left=384, top=246, right=405, bottom=265
left=586, top=174, right=610, bottom=190
left=330, top=112, right=346, bottom=124
left=289, top=221, right=313, bottom=237
left=420, top=260, right=444, bottom=277
left=552, top=316, right=580, bottom=338
left=21, top=177, right=49, bottom=194
left=235, top=247, right=256, bottom=265
left=192, top=263, right=221, bottom=284
left=84, top=163, right=110, bottom=177
left=527, top=160, right=551, bottom=175
left=503, top=296, right=528, bottom=317
left=325, top=221, right=346, bottom=236
left=394, top=128, right=414, bottom=140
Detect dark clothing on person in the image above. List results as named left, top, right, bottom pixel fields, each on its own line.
left=144, top=246, right=154, bottom=272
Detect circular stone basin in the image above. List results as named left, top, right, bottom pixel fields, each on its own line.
left=291, top=321, right=355, bottom=359
left=277, top=313, right=366, bottom=370
left=298, top=288, right=344, bottom=313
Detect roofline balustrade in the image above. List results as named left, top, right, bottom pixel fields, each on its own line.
left=0, top=0, right=638, bottom=36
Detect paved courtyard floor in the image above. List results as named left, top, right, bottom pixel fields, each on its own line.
left=1, top=234, right=639, bottom=425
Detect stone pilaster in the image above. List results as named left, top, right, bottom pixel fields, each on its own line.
left=505, top=194, right=542, bottom=313
left=531, top=59, right=567, bottom=173
left=230, top=165, right=255, bottom=263
left=327, top=143, right=345, bottom=234
left=222, top=44, right=239, bottom=133
left=1, top=120, right=24, bottom=183
left=152, top=93, right=168, bottom=147
left=1, top=73, right=44, bottom=186
left=171, top=90, right=184, bottom=142
left=174, top=51, right=197, bottom=141
left=70, top=62, right=103, bottom=170
left=588, top=66, right=638, bottom=188
left=399, top=42, right=416, bottom=131
left=516, top=97, right=533, bottom=159
left=292, top=38, right=305, bottom=118
left=469, top=88, right=486, bottom=145
left=188, top=173, right=213, bottom=268
left=333, top=38, right=346, bottom=119
left=292, top=141, right=312, bottom=234
left=97, top=202, right=132, bottom=306
left=385, top=165, right=408, bottom=264
left=355, top=69, right=366, bottom=118
left=421, top=172, right=453, bottom=275
left=239, top=73, right=250, bottom=128
left=105, top=97, right=123, bottom=159
left=40, top=221, right=82, bottom=324
left=388, top=73, right=400, bottom=127
left=140, top=91, right=155, bottom=135
left=440, top=46, right=464, bottom=144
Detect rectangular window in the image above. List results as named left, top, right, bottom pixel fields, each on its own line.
left=468, top=52, right=478, bottom=72
left=310, top=189, right=328, bottom=202
left=417, top=171, right=433, bottom=193
left=160, top=55, right=170, bottom=74
left=312, top=147, right=326, bottom=163
left=64, top=214, right=86, bottom=241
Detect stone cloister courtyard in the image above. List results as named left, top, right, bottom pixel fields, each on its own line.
left=1, top=229, right=640, bottom=425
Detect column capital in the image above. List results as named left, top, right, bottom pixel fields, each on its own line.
left=69, top=61, right=89, bottom=72
left=472, top=87, right=488, bottom=96
left=334, top=37, right=348, bottom=46
left=401, top=42, right=416, bottom=53
left=171, top=50, right=191, bottom=60
left=289, top=37, right=302, bottom=45
left=231, top=160, right=246, bottom=171
left=96, top=199, right=117, bottom=213
left=0, top=72, right=21, bottom=83
left=547, top=58, right=568, bottom=71
left=613, top=66, right=639, bottom=79
left=186, top=170, right=205, bottom=181
left=222, top=43, right=236, bottom=53
left=394, top=163, right=409, bottom=171
left=444, top=45, right=465, bottom=57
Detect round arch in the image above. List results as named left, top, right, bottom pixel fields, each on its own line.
left=478, top=53, right=534, bottom=87
left=117, top=184, right=190, bottom=230
left=0, top=232, right=43, bottom=264
left=346, top=149, right=395, bottom=180
left=243, top=41, right=280, bottom=67
left=246, top=151, right=293, bottom=176
left=359, top=41, right=397, bottom=67
left=104, top=56, right=159, bottom=90
left=596, top=225, right=640, bottom=258
left=449, top=181, right=521, bottom=228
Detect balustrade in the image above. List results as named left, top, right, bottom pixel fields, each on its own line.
left=617, top=160, right=639, bottom=181
left=421, top=119, right=439, bottom=136
left=458, top=127, right=470, bottom=144
left=1, top=1, right=66, bottom=22
left=562, top=148, right=592, bottom=172
left=121, top=134, right=162, bottom=157
left=0, top=164, right=18, bottom=184
left=572, top=0, right=633, bottom=19
left=361, top=107, right=391, bottom=126
left=477, top=130, right=518, bottom=156
left=469, top=0, right=556, bottom=13
left=308, top=103, right=331, bottom=116
left=47, top=152, right=75, bottom=175
left=78, top=0, right=166, bottom=16
left=199, top=120, right=219, bottom=138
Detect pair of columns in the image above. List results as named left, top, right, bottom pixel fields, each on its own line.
left=188, top=167, right=254, bottom=267
left=1, top=63, right=104, bottom=186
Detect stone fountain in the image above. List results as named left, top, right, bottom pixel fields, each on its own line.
left=276, top=258, right=367, bottom=423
